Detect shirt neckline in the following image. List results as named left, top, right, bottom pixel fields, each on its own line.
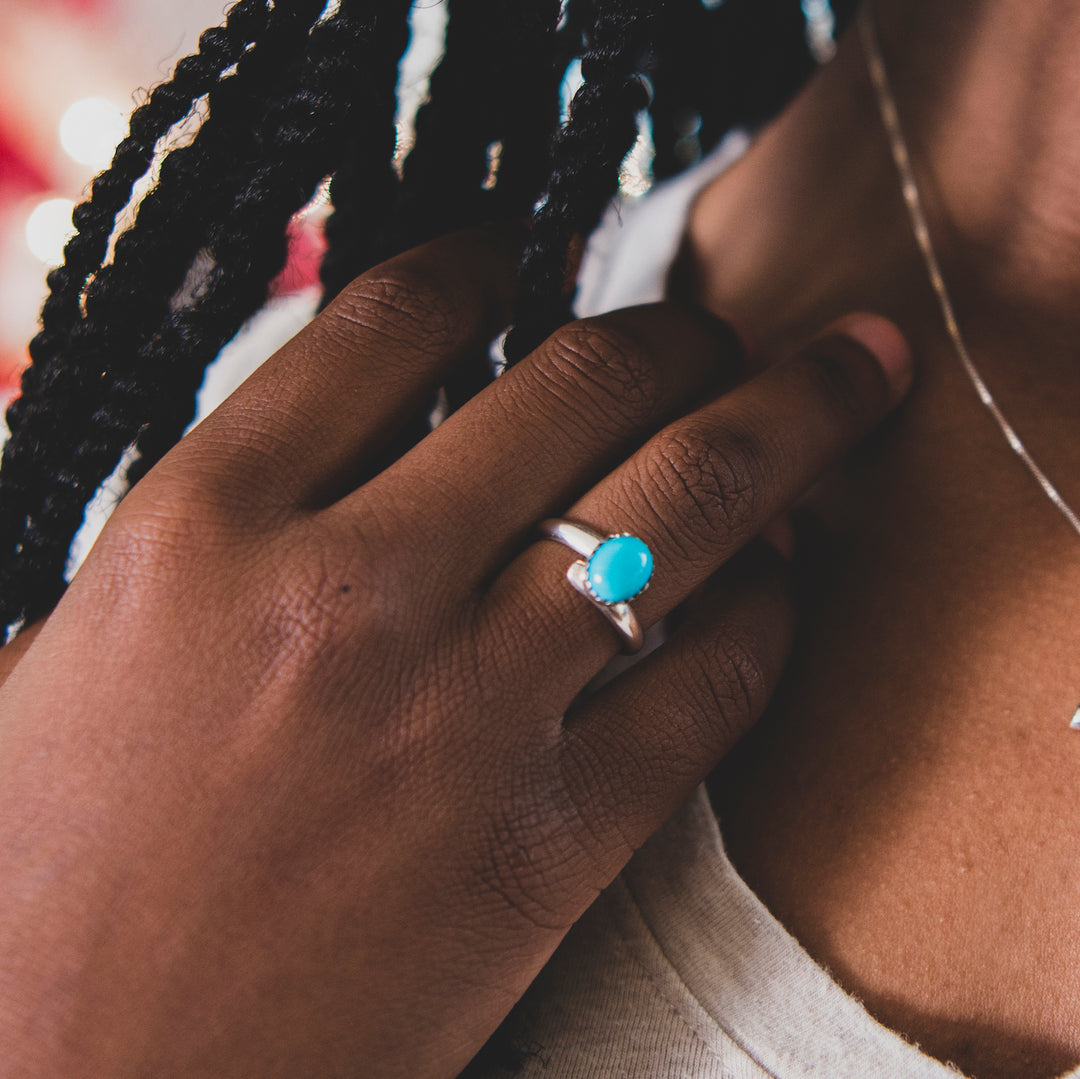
left=621, top=789, right=961, bottom=1077
left=620, top=788, right=1080, bottom=1079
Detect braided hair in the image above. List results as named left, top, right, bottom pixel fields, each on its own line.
left=1, top=0, right=853, bottom=640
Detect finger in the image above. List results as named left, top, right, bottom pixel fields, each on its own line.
left=175, top=228, right=519, bottom=511
left=483, top=314, right=910, bottom=694
left=349, top=304, right=745, bottom=578
left=559, top=543, right=795, bottom=859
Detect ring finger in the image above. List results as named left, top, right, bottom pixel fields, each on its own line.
left=479, top=314, right=911, bottom=698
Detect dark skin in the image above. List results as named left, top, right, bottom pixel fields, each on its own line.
left=687, top=3, right=1080, bottom=1077
left=0, top=222, right=909, bottom=1076
left=3, top=0, right=1072, bottom=1073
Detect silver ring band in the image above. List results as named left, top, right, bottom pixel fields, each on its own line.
left=538, top=518, right=652, bottom=654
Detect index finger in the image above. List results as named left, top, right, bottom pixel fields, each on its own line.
left=354, top=303, right=745, bottom=582
left=174, top=228, right=519, bottom=511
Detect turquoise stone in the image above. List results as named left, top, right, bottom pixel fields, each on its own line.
left=586, top=535, right=653, bottom=604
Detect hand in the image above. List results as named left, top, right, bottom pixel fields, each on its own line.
left=0, top=230, right=910, bottom=1078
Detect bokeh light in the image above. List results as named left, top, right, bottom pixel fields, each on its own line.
left=25, top=198, right=76, bottom=265
left=59, top=97, right=127, bottom=169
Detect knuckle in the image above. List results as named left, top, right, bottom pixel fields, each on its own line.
left=94, top=509, right=199, bottom=589
left=324, top=263, right=464, bottom=359
left=647, top=423, right=773, bottom=549
left=537, top=319, right=662, bottom=430
left=802, top=339, right=890, bottom=427
left=689, top=628, right=773, bottom=746
left=558, top=727, right=649, bottom=853
left=99, top=478, right=245, bottom=577
left=161, top=428, right=295, bottom=522
left=473, top=764, right=586, bottom=933
left=82, top=492, right=255, bottom=639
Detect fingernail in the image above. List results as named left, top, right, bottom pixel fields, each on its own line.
left=827, top=312, right=913, bottom=406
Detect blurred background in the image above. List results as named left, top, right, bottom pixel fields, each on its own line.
left=0, top=0, right=239, bottom=402
left=0, top=0, right=450, bottom=407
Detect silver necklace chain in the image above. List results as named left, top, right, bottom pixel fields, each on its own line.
left=859, top=7, right=1080, bottom=539
left=858, top=7, right=1080, bottom=728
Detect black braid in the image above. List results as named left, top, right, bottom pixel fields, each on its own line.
left=650, top=0, right=818, bottom=180
left=76, top=0, right=326, bottom=444
left=693, top=0, right=816, bottom=156
left=375, top=0, right=509, bottom=260
left=374, top=0, right=562, bottom=264
left=23, top=0, right=272, bottom=394
left=124, top=3, right=414, bottom=488
left=555, top=0, right=597, bottom=60
left=345, top=0, right=565, bottom=443
left=482, top=0, right=564, bottom=222
left=0, top=3, right=406, bottom=631
left=503, top=0, right=662, bottom=364
left=103, top=0, right=328, bottom=324
left=648, top=0, right=713, bottom=181
left=435, top=0, right=564, bottom=418
left=0, top=0, right=277, bottom=628
left=318, top=0, right=412, bottom=306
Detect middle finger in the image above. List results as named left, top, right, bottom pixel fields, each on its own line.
left=480, top=315, right=910, bottom=694
left=347, top=304, right=745, bottom=574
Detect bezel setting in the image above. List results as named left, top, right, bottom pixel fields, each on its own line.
left=582, top=532, right=653, bottom=607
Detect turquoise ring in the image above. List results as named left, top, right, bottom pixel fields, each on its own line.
left=539, top=518, right=654, bottom=653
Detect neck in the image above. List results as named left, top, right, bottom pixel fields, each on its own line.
left=690, top=12, right=1080, bottom=1073
left=876, top=0, right=1080, bottom=312
left=685, top=0, right=1080, bottom=369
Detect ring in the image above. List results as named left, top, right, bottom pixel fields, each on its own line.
left=539, top=519, right=653, bottom=653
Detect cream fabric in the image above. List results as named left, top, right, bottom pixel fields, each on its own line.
left=471, top=787, right=971, bottom=1079
left=574, top=129, right=752, bottom=319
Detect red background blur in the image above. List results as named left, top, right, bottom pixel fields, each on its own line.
left=0, top=0, right=335, bottom=406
